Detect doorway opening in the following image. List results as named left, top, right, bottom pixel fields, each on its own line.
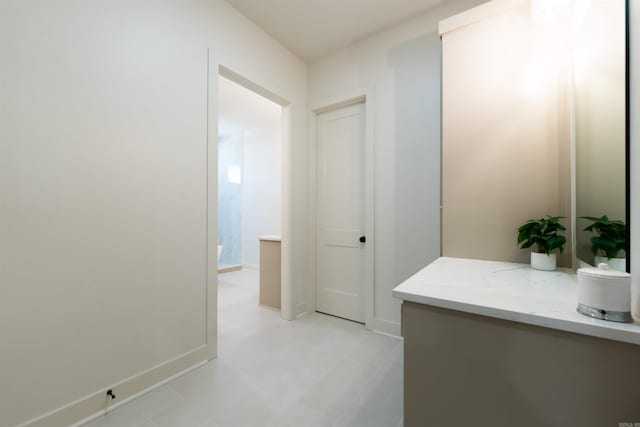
left=216, top=71, right=284, bottom=334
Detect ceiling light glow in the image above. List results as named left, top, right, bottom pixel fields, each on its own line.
left=531, top=0, right=571, bottom=25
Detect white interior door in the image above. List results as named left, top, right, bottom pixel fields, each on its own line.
left=316, top=102, right=366, bottom=323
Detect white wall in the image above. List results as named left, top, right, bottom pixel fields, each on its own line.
left=630, top=0, right=639, bottom=317
left=0, top=1, right=306, bottom=426
left=308, top=0, right=488, bottom=334
left=243, top=125, right=282, bottom=269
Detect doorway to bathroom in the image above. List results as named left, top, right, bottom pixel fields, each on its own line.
left=216, top=69, right=284, bottom=334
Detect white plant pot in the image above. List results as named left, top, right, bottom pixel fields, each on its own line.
left=531, top=252, right=556, bottom=271
left=594, top=256, right=626, bottom=272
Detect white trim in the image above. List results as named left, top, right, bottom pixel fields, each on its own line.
left=568, top=52, right=578, bottom=269
left=373, top=328, right=404, bottom=340
left=296, top=301, right=307, bottom=318
left=68, top=360, right=207, bottom=427
left=312, top=95, right=366, bottom=115
left=371, top=318, right=402, bottom=337
left=219, top=65, right=289, bottom=107
left=309, top=90, right=370, bottom=114
left=258, top=304, right=281, bottom=313
left=280, top=104, right=294, bottom=321
left=18, top=346, right=209, bottom=427
left=242, top=263, right=259, bottom=271
left=207, top=48, right=218, bottom=361
left=364, top=89, right=376, bottom=330
left=308, top=86, right=376, bottom=330
left=438, top=0, right=527, bottom=36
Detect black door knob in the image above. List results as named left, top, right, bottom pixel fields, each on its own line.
left=359, top=236, right=366, bottom=243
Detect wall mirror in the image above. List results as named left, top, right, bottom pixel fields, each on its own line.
left=574, top=0, right=629, bottom=272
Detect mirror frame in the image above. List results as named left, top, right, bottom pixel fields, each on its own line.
left=626, top=0, right=630, bottom=273
left=574, top=0, right=630, bottom=272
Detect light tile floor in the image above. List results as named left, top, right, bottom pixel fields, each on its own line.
left=83, top=269, right=403, bottom=427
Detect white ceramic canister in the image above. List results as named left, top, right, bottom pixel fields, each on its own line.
left=577, top=263, right=632, bottom=323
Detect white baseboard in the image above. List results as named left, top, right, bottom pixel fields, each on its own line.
left=69, top=359, right=207, bottom=427
left=258, top=303, right=281, bottom=313
left=295, top=302, right=307, bottom=319
left=369, top=317, right=401, bottom=338
left=374, top=328, right=403, bottom=340
left=242, top=263, right=259, bottom=271
left=18, top=345, right=209, bottom=427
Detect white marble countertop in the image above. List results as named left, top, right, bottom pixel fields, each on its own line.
left=258, top=235, right=281, bottom=242
left=392, top=257, right=640, bottom=346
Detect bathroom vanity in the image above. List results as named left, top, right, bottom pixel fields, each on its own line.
left=401, top=0, right=634, bottom=424
left=393, top=257, right=640, bottom=427
left=258, top=236, right=281, bottom=310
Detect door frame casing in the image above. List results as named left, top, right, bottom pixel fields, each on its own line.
left=208, top=58, right=295, bottom=361
left=216, top=65, right=294, bottom=320
left=308, top=87, right=375, bottom=328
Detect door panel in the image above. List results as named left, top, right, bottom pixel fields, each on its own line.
left=316, top=102, right=366, bottom=323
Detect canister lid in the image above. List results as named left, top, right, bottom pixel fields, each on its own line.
left=577, top=263, right=631, bottom=280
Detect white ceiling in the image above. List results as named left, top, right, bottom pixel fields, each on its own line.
left=218, top=75, right=282, bottom=137
left=225, top=0, right=446, bottom=62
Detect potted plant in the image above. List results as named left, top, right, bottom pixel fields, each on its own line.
left=580, top=215, right=627, bottom=272
left=517, top=215, right=567, bottom=271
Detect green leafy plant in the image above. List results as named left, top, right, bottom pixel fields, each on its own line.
left=517, top=215, right=567, bottom=255
left=580, top=215, right=626, bottom=259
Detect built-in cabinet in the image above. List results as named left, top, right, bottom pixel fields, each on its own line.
left=394, top=258, right=640, bottom=427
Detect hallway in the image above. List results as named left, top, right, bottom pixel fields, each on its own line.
left=84, top=270, right=403, bottom=427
